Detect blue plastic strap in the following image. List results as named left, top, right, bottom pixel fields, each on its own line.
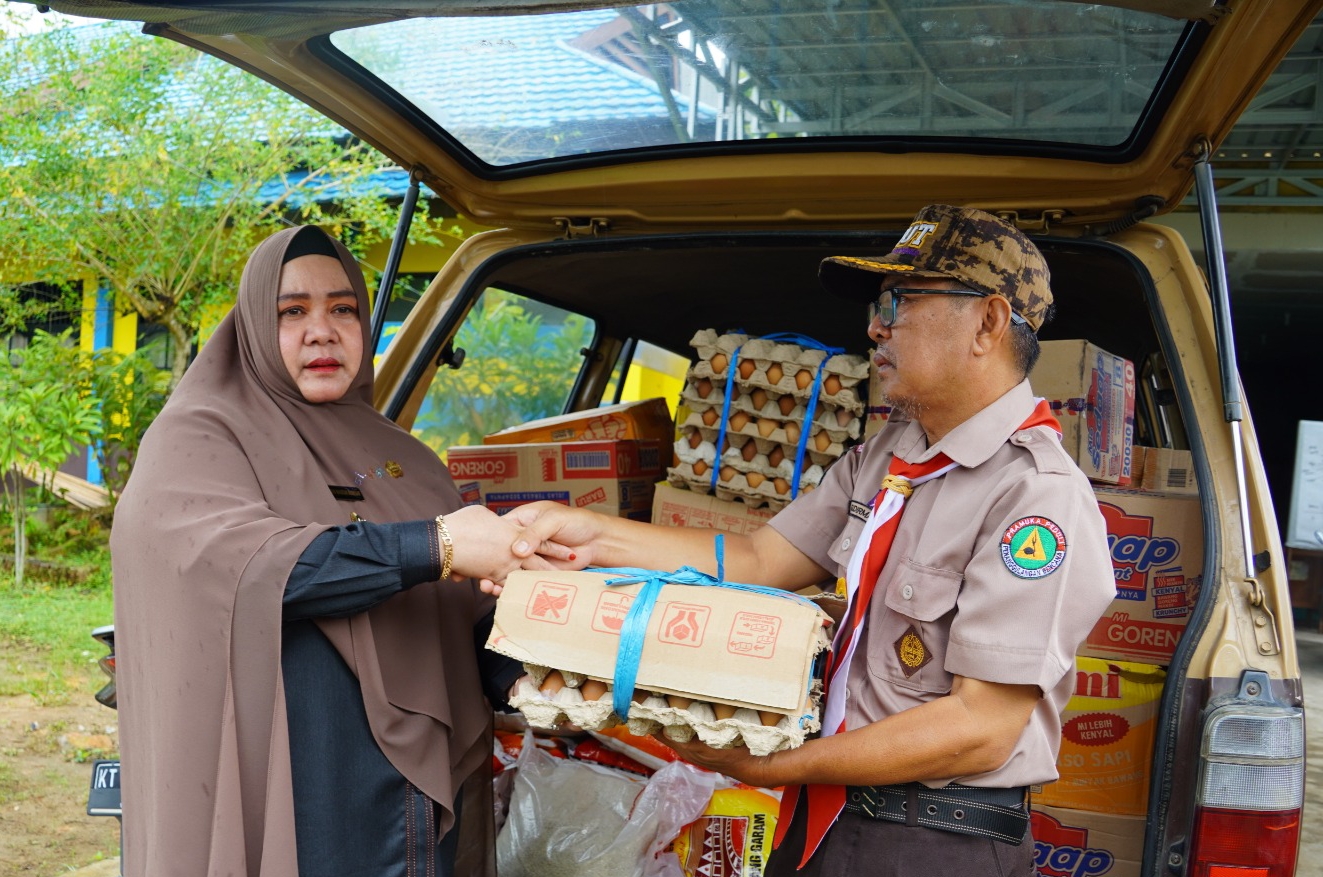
left=789, top=361, right=829, bottom=499
left=709, top=343, right=744, bottom=491
left=597, top=561, right=818, bottom=719
left=715, top=533, right=725, bottom=582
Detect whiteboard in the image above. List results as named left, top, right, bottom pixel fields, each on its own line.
left=1287, top=420, right=1323, bottom=550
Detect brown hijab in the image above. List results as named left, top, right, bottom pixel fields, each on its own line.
left=111, top=226, right=492, bottom=876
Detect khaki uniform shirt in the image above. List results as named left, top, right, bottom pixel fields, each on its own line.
left=769, top=380, right=1115, bottom=788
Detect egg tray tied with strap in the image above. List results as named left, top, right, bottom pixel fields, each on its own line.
left=671, top=329, right=868, bottom=510
left=486, top=568, right=833, bottom=756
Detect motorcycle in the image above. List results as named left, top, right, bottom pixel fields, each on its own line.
left=86, top=624, right=122, bottom=871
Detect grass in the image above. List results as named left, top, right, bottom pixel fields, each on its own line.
left=0, top=543, right=114, bottom=704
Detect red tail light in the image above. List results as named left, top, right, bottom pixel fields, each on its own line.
left=1190, top=806, right=1299, bottom=877
left=1188, top=701, right=1303, bottom=877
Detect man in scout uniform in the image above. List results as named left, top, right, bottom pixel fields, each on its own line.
left=504, top=204, right=1116, bottom=876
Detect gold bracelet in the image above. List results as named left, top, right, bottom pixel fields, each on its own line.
left=434, top=514, right=454, bottom=580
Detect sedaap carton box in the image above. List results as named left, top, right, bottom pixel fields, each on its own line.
left=482, top=397, right=675, bottom=445
left=1033, top=658, right=1165, bottom=815
left=1031, top=340, right=1135, bottom=485
left=651, top=483, right=777, bottom=534
left=1079, top=488, right=1204, bottom=664
left=1031, top=804, right=1144, bottom=877
left=448, top=439, right=666, bottom=520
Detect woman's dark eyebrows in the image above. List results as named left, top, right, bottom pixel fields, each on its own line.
left=276, top=289, right=356, bottom=301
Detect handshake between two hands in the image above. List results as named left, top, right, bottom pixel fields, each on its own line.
left=441, top=500, right=601, bottom=595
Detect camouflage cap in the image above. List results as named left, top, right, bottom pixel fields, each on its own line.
left=819, top=204, right=1053, bottom=332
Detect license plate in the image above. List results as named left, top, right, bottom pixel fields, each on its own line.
left=87, top=759, right=122, bottom=817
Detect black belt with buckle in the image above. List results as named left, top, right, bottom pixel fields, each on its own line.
left=843, top=783, right=1029, bottom=845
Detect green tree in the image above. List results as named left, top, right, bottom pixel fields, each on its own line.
left=0, top=331, right=101, bottom=586
left=414, top=291, right=593, bottom=454
left=0, top=20, right=436, bottom=387
left=87, top=347, right=171, bottom=509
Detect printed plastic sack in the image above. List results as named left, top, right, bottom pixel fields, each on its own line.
left=497, top=730, right=718, bottom=877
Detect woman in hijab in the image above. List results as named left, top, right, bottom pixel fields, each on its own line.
left=111, top=226, right=537, bottom=877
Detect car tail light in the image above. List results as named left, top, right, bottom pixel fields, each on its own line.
left=1189, top=703, right=1303, bottom=877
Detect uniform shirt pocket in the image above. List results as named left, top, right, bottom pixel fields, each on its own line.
left=869, top=560, right=963, bottom=693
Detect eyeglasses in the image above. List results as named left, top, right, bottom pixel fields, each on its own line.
left=868, top=287, right=1028, bottom=327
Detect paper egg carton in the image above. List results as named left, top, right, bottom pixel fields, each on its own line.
left=665, top=462, right=820, bottom=511
left=687, top=330, right=749, bottom=383
left=679, top=406, right=861, bottom=454
left=676, top=424, right=842, bottom=475
left=509, top=665, right=823, bottom=757
left=687, top=330, right=869, bottom=413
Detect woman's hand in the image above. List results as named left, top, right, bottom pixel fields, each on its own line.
left=478, top=501, right=606, bottom=595
left=443, top=504, right=573, bottom=585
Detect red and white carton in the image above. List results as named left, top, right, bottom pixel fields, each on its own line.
left=1079, top=489, right=1203, bottom=664
left=1031, top=804, right=1144, bottom=877
left=448, top=439, right=666, bottom=520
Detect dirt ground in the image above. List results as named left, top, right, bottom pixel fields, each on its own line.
left=0, top=654, right=121, bottom=876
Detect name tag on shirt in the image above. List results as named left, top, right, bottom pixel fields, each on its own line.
left=848, top=500, right=871, bottom=522
left=328, top=485, right=365, bottom=502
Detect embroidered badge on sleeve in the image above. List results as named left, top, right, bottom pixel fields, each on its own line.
left=1000, top=516, right=1067, bottom=578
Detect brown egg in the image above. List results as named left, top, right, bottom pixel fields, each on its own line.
left=710, top=352, right=728, bottom=375
left=751, top=388, right=768, bottom=410
left=695, top=377, right=713, bottom=399
left=757, top=417, right=778, bottom=437
left=701, top=407, right=718, bottom=426
left=802, top=484, right=815, bottom=494
left=778, top=395, right=797, bottom=416
left=580, top=679, right=608, bottom=701
left=719, top=465, right=737, bottom=483
left=768, top=446, right=785, bottom=468
left=693, top=459, right=709, bottom=477
left=687, top=430, right=703, bottom=449
left=773, top=477, right=791, bottom=495
left=667, top=695, right=692, bottom=710
left=539, top=670, right=566, bottom=695
left=729, top=411, right=751, bottom=431
left=713, top=703, right=738, bottom=720
left=784, top=421, right=801, bottom=444
left=738, top=359, right=757, bottom=380
left=836, top=407, right=855, bottom=427
left=814, top=430, right=832, bottom=452
left=741, top=441, right=758, bottom=462
left=795, top=369, right=813, bottom=389
left=746, top=471, right=766, bottom=489
left=823, top=374, right=842, bottom=396
left=766, top=363, right=784, bottom=385
left=759, top=711, right=783, bottom=727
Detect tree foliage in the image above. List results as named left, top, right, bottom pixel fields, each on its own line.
left=0, top=331, right=101, bottom=586
left=413, top=290, right=593, bottom=454
left=0, top=20, right=431, bottom=387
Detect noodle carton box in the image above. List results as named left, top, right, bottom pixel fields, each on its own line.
left=1031, top=804, right=1145, bottom=877
left=1033, top=658, right=1165, bottom=815
left=448, top=439, right=666, bottom=521
left=1079, top=488, right=1204, bottom=664
left=651, top=483, right=777, bottom=534
left=482, top=397, right=675, bottom=445
left=1031, top=340, right=1135, bottom=485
